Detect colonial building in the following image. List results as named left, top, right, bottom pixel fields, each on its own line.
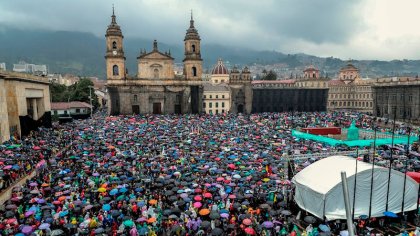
left=203, top=59, right=231, bottom=114
left=0, top=71, right=51, bottom=143
left=106, top=10, right=204, bottom=115
left=372, top=77, right=420, bottom=124
left=295, top=66, right=329, bottom=89
left=327, top=63, right=375, bottom=113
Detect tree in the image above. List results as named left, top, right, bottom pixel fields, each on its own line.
left=260, top=70, right=277, bottom=80
left=70, top=78, right=99, bottom=108
left=49, top=78, right=99, bottom=108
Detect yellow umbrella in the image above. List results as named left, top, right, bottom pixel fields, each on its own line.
left=97, top=188, right=106, bottom=193
left=263, top=178, right=270, bottom=182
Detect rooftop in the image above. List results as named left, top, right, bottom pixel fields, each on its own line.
left=51, top=101, right=92, bottom=110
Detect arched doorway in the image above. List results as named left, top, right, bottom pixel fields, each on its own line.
left=237, top=104, right=244, bottom=113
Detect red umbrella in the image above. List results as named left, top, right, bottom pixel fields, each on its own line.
left=244, top=227, right=256, bottom=235
left=242, top=218, right=252, bottom=226
left=203, top=192, right=212, bottom=198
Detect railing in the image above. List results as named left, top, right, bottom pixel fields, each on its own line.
left=290, top=150, right=369, bottom=161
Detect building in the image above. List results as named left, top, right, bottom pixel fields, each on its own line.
left=51, top=101, right=92, bottom=119
left=0, top=63, right=6, bottom=71
left=105, top=9, right=252, bottom=115
left=327, top=63, right=375, bottom=113
left=252, top=79, right=328, bottom=113
left=47, top=74, right=80, bottom=86
left=13, top=61, right=48, bottom=76
left=202, top=84, right=230, bottom=114
left=372, top=77, right=420, bottom=124
left=106, top=10, right=204, bottom=115
left=0, top=71, right=51, bottom=143
left=295, top=65, right=329, bottom=89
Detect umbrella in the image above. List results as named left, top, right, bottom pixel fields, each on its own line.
left=243, top=218, right=252, bottom=226
left=39, top=223, right=50, bottom=230
left=102, top=204, right=111, bottom=211
left=21, top=226, right=33, bottom=234
left=383, top=211, right=398, bottom=218
left=209, top=211, right=220, bottom=219
left=262, top=221, right=274, bottom=228
left=124, top=219, right=134, bottom=227
left=304, top=215, right=317, bottom=224
left=281, top=210, right=291, bottom=216
left=199, top=208, right=210, bottom=215
left=319, top=224, right=331, bottom=232
left=109, top=189, right=118, bottom=196
left=211, top=227, right=224, bottom=235
left=244, top=227, right=256, bottom=235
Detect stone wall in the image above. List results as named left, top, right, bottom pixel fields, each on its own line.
left=0, top=79, right=10, bottom=143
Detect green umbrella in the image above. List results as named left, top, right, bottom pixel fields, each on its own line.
left=123, top=219, right=134, bottom=227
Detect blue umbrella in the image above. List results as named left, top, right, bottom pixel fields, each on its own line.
left=102, top=204, right=111, bottom=211
left=119, top=187, right=128, bottom=193
left=319, top=224, right=330, bottom=232
left=59, top=211, right=68, bottom=217
left=110, top=189, right=118, bottom=196
left=383, top=211, right=398, bottom=218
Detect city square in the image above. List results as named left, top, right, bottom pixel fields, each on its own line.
left=1, top=1, right=420, bottom=236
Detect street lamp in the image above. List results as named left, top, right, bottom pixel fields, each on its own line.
left=88, top=86, right=93, bottom=118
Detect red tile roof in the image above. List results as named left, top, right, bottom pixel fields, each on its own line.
left=51, top=101, right=92, bottom=110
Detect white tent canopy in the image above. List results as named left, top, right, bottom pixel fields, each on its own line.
left=292, top=155, right=419, bottom=220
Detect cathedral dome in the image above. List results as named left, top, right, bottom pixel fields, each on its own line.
left=212, top=59, right=228, bottom=75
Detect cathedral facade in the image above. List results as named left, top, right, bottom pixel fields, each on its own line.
left=105, top=10, right=204, bottom=115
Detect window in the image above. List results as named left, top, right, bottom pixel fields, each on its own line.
left=209, top=95, right=212, bottom=99
left=216, top=95, right=218, bottom=99
left=76, top=108, right=80, bottom=113
left=64, top=110, right=68, bottom=115
left=113, top=65, right=119, bottom=76
left=222, top=102, right=225, bottom=108
left=203, top=102, right=206, bottom=108
left=222, top=95, right=225, bottom=99
left=54, top=110, right=58, bottom=115
left=112, top=41, right=117, bottom=49
left=222, top=109, right=225, bottom=113
left=203, top=95, right=206, bottom=99
left=215, top=110, right=219, bottom=114
left=216, top=102, right=219, bottom=108
left=408, top=95, right=413, bottom=102
left=215, top=80, right=218, bottom=83
left=192, top=44, right=196, bottom=52
left=154, top=68, right=159, bottom=79
left=134, top=95, right=138, bottom=102
left=209, top=102, right=212, bottom=108
left=221, top=80, right=224, bottom=83
left=192, top=67, right=197, bottom=77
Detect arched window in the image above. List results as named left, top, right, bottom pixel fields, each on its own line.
left=112, top=41, right=117, bottom=49
left=192, top=66, right=197, bottom=77
left=113, top=65, right=119, bottom=76
left=134, top=95, right=138, bottom=102
left=192, top=44, right=196, bottom=52
left=154, top=68, right=159, bottom=79
left=313, top=73, right=316, bottom=78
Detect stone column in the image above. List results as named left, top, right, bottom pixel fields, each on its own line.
left=32, top=99, right=38, bottom=120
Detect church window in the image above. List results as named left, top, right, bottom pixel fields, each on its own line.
left=134, top=95, right=138, bottom=102
left=154, top=69, right=159, bottom=79
left=192, top=44, right=196, bottom=52
left=112, top=41, right=117, bottom=49
left=113, top=65, right=119, bottom=76
left=192, top=67, right=197, bottom=77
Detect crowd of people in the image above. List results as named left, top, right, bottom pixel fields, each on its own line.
left=0, top=111, right=419, bottom=236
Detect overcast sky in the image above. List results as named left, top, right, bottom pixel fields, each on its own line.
left=0, top=0, right=419, bottom=60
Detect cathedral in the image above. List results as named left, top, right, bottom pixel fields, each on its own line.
left=105, top=8, right=204, bottom=115
left=105, top=9, right=252, bottom=115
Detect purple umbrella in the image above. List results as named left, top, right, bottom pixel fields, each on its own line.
left=262, top=221, right=274, bottom=228
left=29, top=182, right=38, bottom=187
left=21, top=225, right=33, bottom=234
left=39, top=223, right=50, bottom=230
left=24, top=211, right=34, bottom=217
left=220, top=213, right=229, bottom=218
left=37, top=199, right=46, bottom=204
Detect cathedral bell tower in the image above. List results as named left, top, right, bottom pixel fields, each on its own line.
left=183, top=12, right=202, bottom=80
left=105, top=6, right=126, bottom=81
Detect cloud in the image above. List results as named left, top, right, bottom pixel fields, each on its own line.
left=0, top=0, right=419, bottom=60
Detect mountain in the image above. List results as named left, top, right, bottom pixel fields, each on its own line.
left=1, top=26, right=420, bottom=79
